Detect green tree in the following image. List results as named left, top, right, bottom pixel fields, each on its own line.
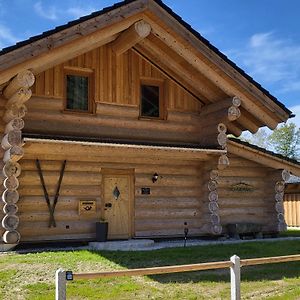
left=268, top=122, right=300, bottom=159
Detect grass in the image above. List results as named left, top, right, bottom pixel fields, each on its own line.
left=0, top=239, right=300, bottom=299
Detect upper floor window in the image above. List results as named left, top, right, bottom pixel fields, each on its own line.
left=140, top=79, right=164, bottom=119
left=64, top=68, right=94, bottom=113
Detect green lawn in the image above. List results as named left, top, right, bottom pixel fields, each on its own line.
left=0, top=240, right=300, bottom=299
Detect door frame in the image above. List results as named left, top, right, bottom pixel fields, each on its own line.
left=101, top=168, right=135, bottom=238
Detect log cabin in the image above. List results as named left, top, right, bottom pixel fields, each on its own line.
left=0, top=0, right=300, bottom=246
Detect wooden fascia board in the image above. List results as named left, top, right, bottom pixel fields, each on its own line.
left=144, top=1, right=290, bottom=123
left=0, top=0, right=150, bottom=85
left=23, top=138, right=226, bottom=161
left=227, top=140, right=300, bottom=176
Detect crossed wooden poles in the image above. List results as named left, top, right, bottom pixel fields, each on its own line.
left=36, top=159, right=66, bottom=228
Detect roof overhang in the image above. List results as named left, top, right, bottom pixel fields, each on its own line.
left=23, top=137, right=226, bottom=163
left=227, top=140, right=300, bottom=176
left=0, top=0, right=292, bottom=132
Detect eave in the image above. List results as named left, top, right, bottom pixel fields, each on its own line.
left=227, top=139, right=300, bottom=176
left=23, top=137, right=226, bottom=162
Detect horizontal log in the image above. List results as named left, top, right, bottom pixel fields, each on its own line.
left=4, top=118, right=24, bottom=133
left=3, top=176, right=19, bottom=190
left=22, top=153, right=204, bottom=165
left=18, top=185, right=101, bottom=197
left=200, top=97, right=241, bottom=116
left=3, top=104, right=27, bottom=123
left=135, top=218, right=203, bottom=231
left=20, top=159, right=202, bottom=175
left=1, top=130, right=22, bottom=150
left=19, top=170, right=102, bottom=186
left=135, top=175, right=201, bottom=187
left=3, top=70, right=35, bottom=99
left=2, top=189, right=19, bottom=204
left=221, top=215, right=276, bottom=225
left=135, top=186, right=202, bottom=197
left=2, top=230, right=21, bottom=244
left=135, top=197, right=201, bottom=209
left=218, top=197, right=271, bottom=208
left=5, top=88, right=32, bottom=108
left=2, top=214, right=19, bottom=231
left=135, top=208, right=201, bottom=219
left=219, top=167, right=268, bottom=178
left=135, top=227, right=204, bottom=238
left=3, top=203, right=18, bottom=215
left=3, top=161, right=21, bottom=177
left=111, top=20, right=151, bottom=56
left=18, top=220, right=98, bottom=236
left=20, top=233, right=95, bottom=242
left=18, top=196, right=101, bottom=211
left=3, top=146, right=24, bottom=163
left=18, top=211, right=99, bottom=223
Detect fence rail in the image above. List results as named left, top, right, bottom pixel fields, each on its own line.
left=56, top=254, right=300, bottom=300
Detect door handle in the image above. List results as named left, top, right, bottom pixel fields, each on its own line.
left=105, top=203, right=112, bottom=208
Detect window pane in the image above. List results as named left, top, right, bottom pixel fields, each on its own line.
left=141, top=85, right=160, bottom=118
left=66, top=75, right=89, bottom=111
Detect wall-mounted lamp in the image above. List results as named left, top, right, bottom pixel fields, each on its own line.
left=152, top=173, right=159, bottom=183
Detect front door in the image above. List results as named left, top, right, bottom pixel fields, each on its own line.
left=102, top=170, right=133, bottom=239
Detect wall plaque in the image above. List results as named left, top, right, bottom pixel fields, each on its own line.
left=229, top=182, right=255, bottom=192
left=79, top=200, right=96, bottom=215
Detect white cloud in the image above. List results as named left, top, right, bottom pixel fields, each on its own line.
left=34, top=1, right=59, bottom=21
left=0, top=24, right=18, bottom=49
left=33, top=2, right=96, bottom=21
left=67, top=6, right=96, bottom=19
left=227, top=32, right=300, bottom=86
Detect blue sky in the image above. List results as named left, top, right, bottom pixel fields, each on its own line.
left=0, top=0, right=299, bottom=127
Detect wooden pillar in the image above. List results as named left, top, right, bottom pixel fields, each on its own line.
left=1, top=70, right=35, bottom=244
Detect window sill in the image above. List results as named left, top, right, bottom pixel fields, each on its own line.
left=62, top=109, right=96, bottom=116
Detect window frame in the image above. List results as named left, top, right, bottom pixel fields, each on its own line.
left=139, top=78, right=166, bottom=120
left=63, top=67, right=95, bottom=114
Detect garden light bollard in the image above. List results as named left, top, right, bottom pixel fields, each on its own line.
left=230, top=255, right=241, bottom=300
left=56, top=268, right=66, bottom=300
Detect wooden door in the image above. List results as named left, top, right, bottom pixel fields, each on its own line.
left=103, top=171, right=133, bottom=239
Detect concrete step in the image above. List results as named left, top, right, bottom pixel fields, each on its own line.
left=89, top=239, right=155, bottom=251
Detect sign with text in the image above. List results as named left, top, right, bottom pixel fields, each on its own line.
left=79, top=200, right=96, bottom=215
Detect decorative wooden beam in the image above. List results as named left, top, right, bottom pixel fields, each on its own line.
left=111, top=20, right=151, bottom=55
left=227, top=123, right=243, bottom=137
left=3, top=70, right=35, bottom=99
left=227, top=140, right=300, bottom=176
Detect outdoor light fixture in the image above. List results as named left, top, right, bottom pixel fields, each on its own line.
left=152, top=173, right=159, bottom=183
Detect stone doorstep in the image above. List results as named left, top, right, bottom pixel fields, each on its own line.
left=89, top=239, right=155, bottom=251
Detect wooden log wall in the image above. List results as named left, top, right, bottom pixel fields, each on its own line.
left=24, top=46, right=205, bottom=144
left=31, top=46, right=201, bottom=112
left=16, top=141, right=209, bottom=242
left=0, top=70, right=35, bottom=244
left=217, top=155, right=279, bottom=232
left=284, top=193, right=300, bottom=227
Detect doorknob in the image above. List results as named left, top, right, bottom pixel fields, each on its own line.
left=105, top=203, right=112, bottom=208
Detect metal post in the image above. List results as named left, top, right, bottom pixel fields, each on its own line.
left=230, top=255, right=241, bottom=300
left=56, top=268, right=66, bottom=300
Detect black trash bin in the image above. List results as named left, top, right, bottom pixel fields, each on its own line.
left=96, top=222, right=108, bottom=242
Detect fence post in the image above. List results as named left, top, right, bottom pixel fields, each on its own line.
left=230, top=255, right=241, bottom=300
left=56, top=268, right=66, bottom=300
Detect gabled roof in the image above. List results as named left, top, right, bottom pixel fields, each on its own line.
left=0, top=0, right=291, bottom=119
left=228, top=138, right=300, bottom=176
left=0, top=0, right=293, bottom=132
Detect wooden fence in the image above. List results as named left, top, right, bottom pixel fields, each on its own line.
left=55, top=254, right=300, bottom=300
left=284, top=194, right=300, bottom=226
